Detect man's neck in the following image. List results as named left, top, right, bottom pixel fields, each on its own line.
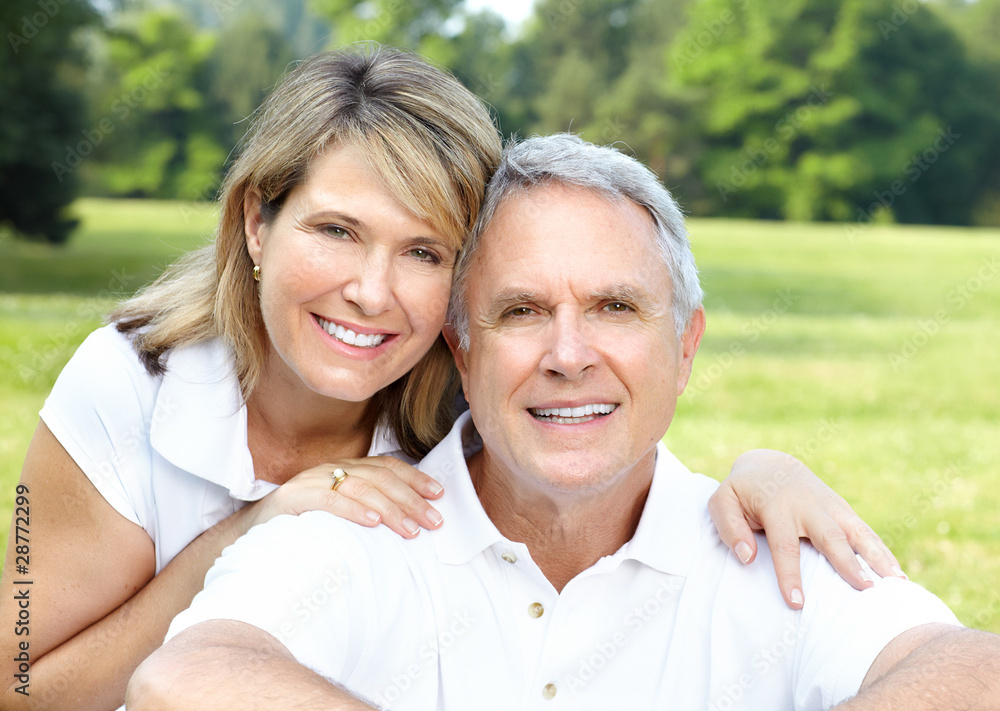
left=468, top=450, right=654, bottom=593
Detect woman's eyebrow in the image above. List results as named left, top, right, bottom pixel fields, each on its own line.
left=305, top=209, right=365, bottom=229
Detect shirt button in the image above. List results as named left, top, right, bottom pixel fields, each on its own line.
left=542, top=683, right=557, bottom=700
left=528, top=602, right=544, bottom=618
left=501, top=551, right=517, bottom=564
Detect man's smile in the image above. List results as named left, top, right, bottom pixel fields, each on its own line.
left=528, top=403, right=618, bottom=424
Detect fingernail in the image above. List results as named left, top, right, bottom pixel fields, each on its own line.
left=790, top=588, right=804, bottom=607
left=735, top=541, right=753, bottom=564
left=426, top=481, right=444, bottom=496
left=892, top=565, right=907, bottom=579
left=427, top=510, right=444, bottom=527
left=859, top=568, right=873, bottom=584
left=403, top=518, right=419, bottom=536
left=365, top=510, right=380, bottom=523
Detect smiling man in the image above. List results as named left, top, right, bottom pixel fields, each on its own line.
left=127, top=135, right=1000, bottom=710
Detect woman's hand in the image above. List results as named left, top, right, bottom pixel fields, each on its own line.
left=236, top=457, right=445, bottom=539
left=708, top=449, right=905, bottom=609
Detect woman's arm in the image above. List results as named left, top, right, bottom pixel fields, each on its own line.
left=709, top=449, right=904, bottom=609
left=0, top=423, right=444, bottom=711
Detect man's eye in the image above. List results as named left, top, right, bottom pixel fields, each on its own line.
left=506, top=307, right=534, bottom=317
left=605, top=302, right=631, bottom=312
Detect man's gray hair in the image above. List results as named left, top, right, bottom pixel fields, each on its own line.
left=447, top=133, right=704, bottom=349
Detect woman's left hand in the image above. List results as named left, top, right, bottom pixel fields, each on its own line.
left=708, top=449, right=906, bottom=609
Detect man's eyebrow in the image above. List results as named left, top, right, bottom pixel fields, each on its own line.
left=487, top=291, right=538, bottom=315
left=591, top=284, right=645, bottom=303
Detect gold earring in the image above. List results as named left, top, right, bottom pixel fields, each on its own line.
left=252, top=265, right=261, bottom=282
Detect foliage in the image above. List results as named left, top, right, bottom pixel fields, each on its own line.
left=671, top=0, right=1000, bottom=226
left=6, top=0, right=1000, bottom=239
left=0, top=0, right=97, bottom=244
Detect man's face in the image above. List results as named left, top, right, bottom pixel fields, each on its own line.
left=448, top=184, right=705, bottom=499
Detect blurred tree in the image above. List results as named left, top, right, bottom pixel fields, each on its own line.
left=0, top=0, right=97, bottom=244
left=85, top=8, right=227, bottom=200
left=673, top=0, right=1000, bottom=226
left=500, top=0, right=704, bottom=205
left=310, top=0, right=464, bottom=61
left=206, top=10, right=299, bottom=150
left=927, top=0, right=1000, bottom=225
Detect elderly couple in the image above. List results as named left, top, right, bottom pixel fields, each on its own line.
left=3, top=47, right=997, bottom=711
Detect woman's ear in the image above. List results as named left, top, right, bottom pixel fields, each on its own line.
left=244, top=190, right=265, bottom=265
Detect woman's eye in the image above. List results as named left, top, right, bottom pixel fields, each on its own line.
left=323, top=225, right=350, bottom=239
left=409, top=247, right=440, bottom=263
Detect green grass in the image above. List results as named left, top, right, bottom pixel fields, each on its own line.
left=2, top=200, right=999, bottom=632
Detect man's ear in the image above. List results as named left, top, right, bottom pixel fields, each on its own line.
left=677, top=306, right=706, bottom=395
left=442, top=324, right=470, bottom=392
left=244, top=190, right=265, bottom=266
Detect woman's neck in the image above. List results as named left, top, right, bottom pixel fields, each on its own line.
left=245, top=363, right=373, bottom=485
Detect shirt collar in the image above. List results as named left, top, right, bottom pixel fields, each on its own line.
left=621, top=442, right=716, bottom=578
left=422, top=414, right=714, bottom=575
left=149, top=339, right=405, bottom=501
left=421, top=412, right=506, bottom=565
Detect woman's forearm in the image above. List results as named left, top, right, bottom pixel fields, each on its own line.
left=0, top=511, right=244, bottom=711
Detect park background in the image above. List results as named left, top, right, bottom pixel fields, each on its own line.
left=1, top=0, right=999, bottom=633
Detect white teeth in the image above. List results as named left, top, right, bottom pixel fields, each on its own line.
left=317, top=317, right=387, bottom=349
left=529, top=404, right=617, bottom=423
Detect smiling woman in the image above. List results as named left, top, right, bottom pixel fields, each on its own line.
left=241, top=144, right=458, bottom=461
left=0, top=47, right=502, bottom=711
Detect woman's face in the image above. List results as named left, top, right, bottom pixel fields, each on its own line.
left=245, top=144, right=457, bottom=404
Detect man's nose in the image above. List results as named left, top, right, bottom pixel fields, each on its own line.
left=539, top=311, right=600, bottom=380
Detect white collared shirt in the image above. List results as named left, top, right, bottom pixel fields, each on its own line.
left=41, top=325, right=404, bottom=572
left=165, top=412, right=959, bottom=710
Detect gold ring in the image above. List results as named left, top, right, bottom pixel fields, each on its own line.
left=331, top=468, right=349, bottom=491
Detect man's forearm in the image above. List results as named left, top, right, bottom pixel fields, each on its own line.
left=126, top=620, right=377, bottom=711
left=835, top=626, right=1000, bottom=710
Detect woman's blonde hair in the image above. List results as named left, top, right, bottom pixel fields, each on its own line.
left=112, top=46, right=501, bottom=458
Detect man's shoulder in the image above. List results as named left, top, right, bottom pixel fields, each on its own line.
left=247, top=511, right=442, bottom=597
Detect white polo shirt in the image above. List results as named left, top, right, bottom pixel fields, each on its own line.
left=41, top=325, right=404, bottom=573
left=165, top=411, right=959, bottom=709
